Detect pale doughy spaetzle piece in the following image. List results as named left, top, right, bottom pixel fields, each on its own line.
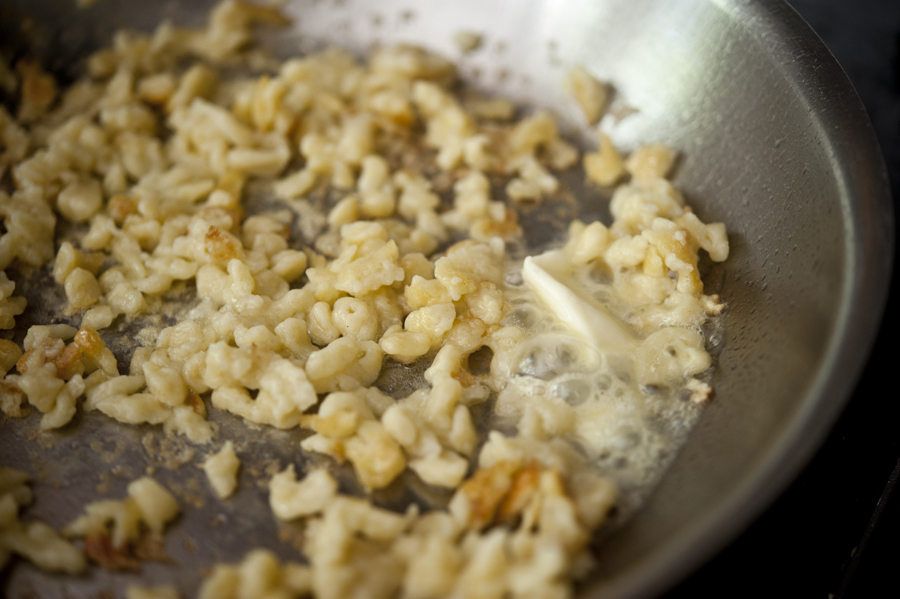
left=0, top=468, right=85, bottom=575
left=203, top=441, right=241, bottom=499
left=565, top=65, right=609, bottom=125
left=197, top=549, right=311, bottom=599
left=63, top=476, right=179, bottom=548
left=268, top=466, right=338, bottom=520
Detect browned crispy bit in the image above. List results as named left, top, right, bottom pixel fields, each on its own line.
left=458, top=460, right=520, bottom=531
left=204, top=225, right=242, bottom=263
left=15, top=57, right=57, bottom=122
left=186, top=392, right=207, bottom=418
left=196, top=205, right=245, bottom=233
left=132, top=533, right=172, bottom=563
left=74, top=325, right=104, bottom=359
left=497, top=461, right=542, bottom=525
left=74, top=325, right=118, bottom=375
left=471, top=208, right=520, bottom=240
left=108, top=194, right=138, bottom=224
left=0, top=339, right=23, bottom=374
left=51, top=343, right=85, bottom=380
left=451, top=367, right=477, bottom=388
left=16, top=338, right=69, bottom=374
left=83, top=532, right=140, bottom=571
left=0, top=381, right=25, bottom=418
left=15, top=348, right=34, bottom=374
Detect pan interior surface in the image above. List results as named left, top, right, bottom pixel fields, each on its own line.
left=0, top=0, right=891, bottom=598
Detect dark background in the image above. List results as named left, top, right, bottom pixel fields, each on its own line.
left=666, top=1, right=900, bottom=597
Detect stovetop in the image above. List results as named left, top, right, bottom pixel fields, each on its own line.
left=665, top=1, right=900, bottom=597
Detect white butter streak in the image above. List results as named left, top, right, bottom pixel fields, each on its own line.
left=522, top=250, right=636, bottom=351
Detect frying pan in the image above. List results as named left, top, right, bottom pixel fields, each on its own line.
left=0, top=0, right=892, bottom=597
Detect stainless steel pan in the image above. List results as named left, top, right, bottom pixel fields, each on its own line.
left=0, top=1, right=892, bottom=597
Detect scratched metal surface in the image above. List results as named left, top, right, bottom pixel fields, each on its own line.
left=0, top=1, right=892, bottom=598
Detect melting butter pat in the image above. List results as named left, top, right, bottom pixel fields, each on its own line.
left=522, top=250, right=636, bottom=351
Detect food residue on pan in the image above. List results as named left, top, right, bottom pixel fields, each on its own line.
left=0, top=1, right=729, bottom=597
